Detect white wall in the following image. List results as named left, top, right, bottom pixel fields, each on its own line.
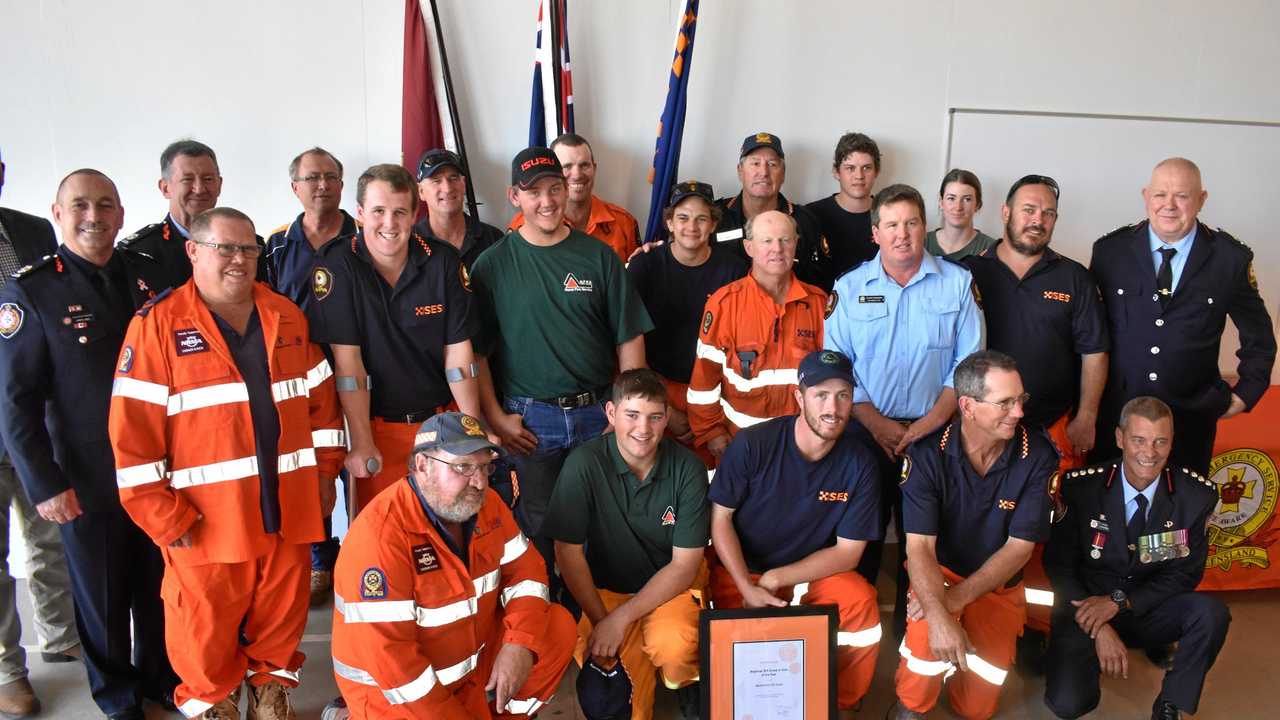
left=2, top=0, right=1277, bottom=254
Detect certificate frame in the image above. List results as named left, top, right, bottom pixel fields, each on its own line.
left=699, top=605, right=838, bottom=720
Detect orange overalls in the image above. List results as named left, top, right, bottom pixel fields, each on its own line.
left=510, top=194, right=640, bottom=262
left=109, top=281, right=347, bottom=717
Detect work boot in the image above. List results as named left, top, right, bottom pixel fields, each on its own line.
left=884, top=699, right=926, bottom=720
left=247, top=682, right=295, bottom=720
left=310, top=569, right=333, bottom=607
left=320, top=697, right=349, bottom=720
left=200, top=698, right=241, bottom=720
left=1151, top=697, right=1182, bottom=720
left=40, top=643, right=81, bottom=663
left=0, top=677, right=39, bottom=719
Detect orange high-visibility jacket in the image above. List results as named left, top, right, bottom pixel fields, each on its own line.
left=108, top=281, right=346, bottom=565
left=332, top=480, right=552, bottom=719
left=687, top=274, right=826, bottom=447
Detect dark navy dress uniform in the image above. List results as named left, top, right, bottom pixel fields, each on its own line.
left=1043, top=462, right=1228, bottom=718
left=713, top=192, right=833, bottom=291
left=412, top=212, right=503, bottom=271
left=119, top=214, right=269, bottom=287
left=264, top=210, right=358, bottom=310
left=1089, top=221, right=1276, bottom=474
left=0, top=245, right=179, bottom=716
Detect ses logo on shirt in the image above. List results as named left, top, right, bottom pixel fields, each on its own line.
left=563, top=273, right=594, bottom=292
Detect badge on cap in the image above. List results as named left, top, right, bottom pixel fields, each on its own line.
left=118, top=346, right=134, bottom=374
left=460, top=415, right=484, bottom=437
left=0, top=303, right=24, bottom=339
left=360, top=567, right=387, bottom=599
left=313, top=267, right=333, bottom=301
left=820, top=350, right=839, bottom=364
left=412, top=544, right=441, bottom=574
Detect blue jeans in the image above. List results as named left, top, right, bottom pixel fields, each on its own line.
left=311, top=470, right=350, bottom=571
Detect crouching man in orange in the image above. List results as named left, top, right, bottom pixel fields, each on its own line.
left=707, top=350, right=883, bottom=712
left=889, top=350, right=1057, bottom=720
left=331, top=412, right=574, bottom=718
left=108, top=207, right=347, bottom=719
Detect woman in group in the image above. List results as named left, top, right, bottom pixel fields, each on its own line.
left=925, top=168, right=998, bottom=261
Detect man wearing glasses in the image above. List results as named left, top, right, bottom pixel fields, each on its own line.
left=889, top=351, right=1056, bottom=720
left=108, top=206, right=346, bottom=718
left=331, top=412, right=574, bottom=719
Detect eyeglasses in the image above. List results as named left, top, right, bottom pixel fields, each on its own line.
left=295, top=173, right=342, bottom=184
left=973, top=393, right=1031, bottom=413
left=425, top=455, right=496, bottom=478
left=191, top=239, right=263, bottom=258
left=1005, top=174, right=1060, bottom=203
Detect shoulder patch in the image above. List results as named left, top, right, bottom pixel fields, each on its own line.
left=0, top=303, right=24, bottom=339
left=1248, top=262, right=1258, bottom=290
left=824, top=290, right=838, bottom=319
left=360, top=567, right=388, bottom=599
left=970, top=278, right=983, bottom=308
left=313, top=267, right=334, bottom=301
left=459, top=262, right=472, bottom=293
left=899, top=455, right=912, bottom=486
left=117, top=346, right=134, bottom=374
left=134, top=286, right=174, bottom=317
left=702, top=310, right=713, bottom=335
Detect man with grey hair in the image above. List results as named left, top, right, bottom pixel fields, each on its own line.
left=889, top=350, right=1056, bottom=720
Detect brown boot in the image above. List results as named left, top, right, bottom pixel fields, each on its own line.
left=0, top=677, right=39, bottom=719
left=246, top=682, right=295, bottom=720
left=200, top=698, right=241, bottom=720
left=310, top=569, right=333, bottom=607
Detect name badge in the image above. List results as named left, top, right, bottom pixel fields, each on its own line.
left=715, top=228, right=744, bottom=243
left=858, top=295, right=885, bottom=303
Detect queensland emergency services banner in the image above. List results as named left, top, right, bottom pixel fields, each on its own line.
left=1198, top=386, right=1280, bottom=591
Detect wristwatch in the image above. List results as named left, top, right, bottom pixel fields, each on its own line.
left=1109, top=589, right=1130, bottom=611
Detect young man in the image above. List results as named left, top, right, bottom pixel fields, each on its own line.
left=806, top=132, right=882, bottom=279
left=411, top=149, right=503, bottom=270
left=544, top=369, right=707, bottom=720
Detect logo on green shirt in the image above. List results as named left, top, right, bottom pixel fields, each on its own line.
left=563, top=273, right=594, bottom=292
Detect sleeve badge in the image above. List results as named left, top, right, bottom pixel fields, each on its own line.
left=117, top=346, right=134, bottom=374
left=459, top=263, right=472, bottom=293
left=0, top=303, right=24, bottom=339
left=702, top=310, right=713, bottom=335
left=360, top=567, right=387, bottom=599
left=825, top=290, right=839, bottom=319
left=313, top=267, right=334, bottom=301
left=1248, top=262, right=1259, bottom=290
left=899, top=455, right=912, bottom=486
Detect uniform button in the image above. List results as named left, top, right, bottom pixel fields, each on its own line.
left=77, top=336, right=88, bottom=344
left=1208, top=297, right=1214, bottom=304
left=1155, top=319, right=1164, bottom=327
left=1117, top=288, right=1125, bottom=295
left=1149, top=372, right=1159, bottom=381
left=1150, top=346, right=1160, bottom=354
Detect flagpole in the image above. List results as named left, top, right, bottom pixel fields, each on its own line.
left=426, top=0, right=479, bottom=220
left=549, top=0, right=564, bottom=138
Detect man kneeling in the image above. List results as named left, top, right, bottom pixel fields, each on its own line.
left=331, top=413, right=574, bottom=718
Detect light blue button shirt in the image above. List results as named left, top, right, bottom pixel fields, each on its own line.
left=1147, top=225, right=1196, bottom=293
left=823, top=252, right=985, bottom=418
left=1120, top=465, right=1159, bottom=524
left=169, top=214, right=191, bottom=239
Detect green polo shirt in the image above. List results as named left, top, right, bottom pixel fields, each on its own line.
left=544, top=434, right=709, bottom=594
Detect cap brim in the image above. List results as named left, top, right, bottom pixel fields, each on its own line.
left=420, top=162, right=461, bottom=180
left=413, top=436, right=506, bottom=458
left=516, top=169, right=564, bottom=189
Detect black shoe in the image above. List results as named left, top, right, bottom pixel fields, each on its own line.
left=1151, top=697, right=1181, bottom=720
left=675, top=682, right=701, bottom=718
left=145, top=692, right=179, bottom=712
left=885, top=700, right=926, bottom=720
left=1145, top=643, right=1177, bottom=671
left=107, top=708, right=145, bottom=720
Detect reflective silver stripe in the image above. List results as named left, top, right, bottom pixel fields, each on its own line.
left=500, top=533, right=531, bottom=565
left=278, top=448, right=317, bottom=474
left=178, top=697, right=213, bottom=718
left=720, top=400, right=770, bottom=429
left=1025, top=588, right=1054, bottom=606
left=334, top=594, right=417, bottom=623
left=116, top=460, right=168, bottom=488
left=897, top=639, right=1007, bottom=685
left=723, top=366, right=799, bottom=392
left=312, top=429, right=347, bottom=448
left=685, top=385, right=721, bottom=405
left=335, top=655, right=440, bottom=705
left=170, top=456, right=258, bottom=488
left=501, top=580, right=550, bottom=606
left=837, top=623, right=882, bottom=648
left=111, top=376, right=170, bottom=406
left=473, top=568, right=500, bottom=597
left=306, top=359, right=333, bottom=389
left=965, top=652, right=1009, bottom=686
left=333, top=656, right=379, bottom=686
left=898, top=639, right=952, bottom=677
left=435, top=646, right=482, bottom=685
left=695, top=340, right=726, bottom=365
left=246, top=667, right=300, bottom=682
left=167, top=382, right=248, bottom=415
left=790, top=582, right=810, bottom=606
left=272, top=377, right=309, bottom=403
left=504, top=697, right=545, bottom=715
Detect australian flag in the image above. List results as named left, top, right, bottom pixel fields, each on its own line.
left=644, top=0, right=700, bottom=243
left=529, top=0, right=574, bottom=147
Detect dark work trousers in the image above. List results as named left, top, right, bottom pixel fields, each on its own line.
left=854, top=429, right=909, bottom=641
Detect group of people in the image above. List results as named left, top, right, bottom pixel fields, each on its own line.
left=0, top=127, right=1267, bottom=720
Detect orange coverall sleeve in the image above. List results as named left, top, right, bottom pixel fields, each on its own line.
left=687, top=292, right=730, bottom=447
left=494, top=510, right=553, bottom=653
left=109, top=313, right=199, bottom=547
left=303, top=338, right=346, bottom=481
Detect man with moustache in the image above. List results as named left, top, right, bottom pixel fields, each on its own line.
left=1089, top=157, right=1274, bottom=475
left=806, top=132, right=883, bottom=278
left=707, top=350, right=884, bottom=713
left=411, top=149, right=503, bottom=271
left=714, top=132, right=832, bottom=290
left=0, top=169, right=177, bottom=719
left=544, top=369, right=708, bottom=719
left=307, top=164, right=485, bottom=517
left=889, top=351, right=1056, bottom=720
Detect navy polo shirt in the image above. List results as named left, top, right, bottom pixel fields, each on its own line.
left=211, top=309, right=282, bottom=534
left=412, top=213, right=504, bottom=271
left=963, top=245, right=1108, bottom=428
left=708, top=415, right=882, bottom=573
left=626, top=243, right=747, bottom=383
left=264, top=210, right=358, bottom=310
left=902, top=420, right=1056, bottom=578
left=306, top=232, right=477, bottom=419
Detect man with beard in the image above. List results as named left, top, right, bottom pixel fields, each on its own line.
left=707, top=350, right=883, bottom=713
left=411, top=149, right=503, bottom=271
left=544, top=369, right=707, bottom=719
left=330, top=412, right=575, bottom=718
left=964, top=175, right=1109, bottom=642
left=888, top=351, right=1056, bottom=720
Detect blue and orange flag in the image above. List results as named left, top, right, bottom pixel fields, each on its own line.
left=529, top=0, right=575, bottom=147
left=644, top=0, right=700, bottom=243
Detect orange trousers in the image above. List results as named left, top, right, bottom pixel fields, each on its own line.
left=661, top=378, right=715, bottom=468
left=895, top=566, right=1025, bottom=720
left=574, top=588, right=701, bottom=720
left=161, top=536, right=309, bottom=717
left=1023, top=415, right=1081, bottom=632
left=479, top=604, right=577, bottom=718
left=707, top=556, right=881, bottom=709
left=353, top=419, right=420, bottom=517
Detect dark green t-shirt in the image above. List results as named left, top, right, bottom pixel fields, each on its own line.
left=543, top=434, right=710, bottom=594
left=470, top=229, right=653, bottom=399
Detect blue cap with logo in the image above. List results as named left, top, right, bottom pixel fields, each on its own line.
left=412, top=412, right=501, bottom=457
left=798, top=349, right=855, bottom=388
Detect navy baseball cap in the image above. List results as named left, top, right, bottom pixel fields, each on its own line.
left=740, top=131, right=784, bottom=159
left=798, top=349, right=855, bottom=388
left=511, top=146, right=564, bottom=189
left=416, top=149, right=463, bottom=181
left=576, top=658, right=633, bottom=720
left=412, top=412, right=501, bottom=457
left=667, top=180, right=715, bottom=208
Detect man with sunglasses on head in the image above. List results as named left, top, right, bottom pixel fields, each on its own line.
left=412, top=149, right=503, bottom=271
left=888, top=351, right=1056, bottom=720
left=331, top=412, right=574, bottom=719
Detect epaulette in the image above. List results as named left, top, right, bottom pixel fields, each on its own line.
left=117, top=222, right=162, bottom=247
left=1066, top=461, right=1118, bottom=481
left=11, top=253, right=59, bottom=280
left=938, top=423, right=953, bottom=451
left=1212, top=226, right=1253, bottom=255
left=1176, top=465, right=1215, bottom=490
left=1096, top=223, right=1136, bottom=243
left=1017, top=425, right=1029, bottom=459
left=115, top=244, right=158, bottom=263
left=134, top=286, right=174, bottom=317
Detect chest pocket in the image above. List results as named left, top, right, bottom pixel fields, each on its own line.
left=925, top=297, right=960, bottom=349
left=1103, top=284, right=1134, bottom=331
left=848, top=298, right=889, bottom=358
left=1177, top=289, right=1227, bottom=338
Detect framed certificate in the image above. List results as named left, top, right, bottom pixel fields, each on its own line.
left=699, top=605, right=838, bottom=719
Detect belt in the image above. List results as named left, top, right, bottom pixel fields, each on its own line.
left=535, top=387, right=608, bottom=410
left=374, top=409, right=442, bottom=424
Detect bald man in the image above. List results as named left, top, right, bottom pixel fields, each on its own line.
left=1089, top=157, right=1275, bottom=476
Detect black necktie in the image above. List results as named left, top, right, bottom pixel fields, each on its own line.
left=1127, top=493, right=1149, bottom=549
left=1156, top=247, right=1177, bottom=307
